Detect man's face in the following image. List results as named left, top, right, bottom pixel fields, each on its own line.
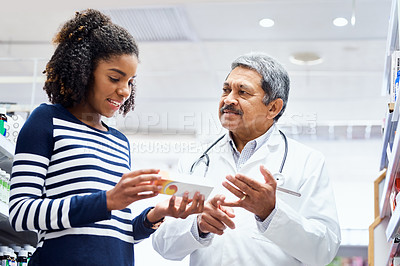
left=218, top=66, right=272, bottom=138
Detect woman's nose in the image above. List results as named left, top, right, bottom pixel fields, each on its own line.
left=117, top=83, right=131, bottom=98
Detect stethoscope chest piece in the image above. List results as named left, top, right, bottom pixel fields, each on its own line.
left=273, top=172, right=285, bottom=186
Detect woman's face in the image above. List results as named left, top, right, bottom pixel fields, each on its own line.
left=86, top=54, right=138, bottom=118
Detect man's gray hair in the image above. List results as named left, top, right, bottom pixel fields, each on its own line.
left=231, top=52, right=290, bottom=121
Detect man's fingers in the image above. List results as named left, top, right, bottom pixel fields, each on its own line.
left=234, top=174, right=263, bottom=192
left=220, top=206, right=235, bottom=218
left=209, top=194, right=226, bottom=207
left=198, top=215, right=224, bottom=235
left=221, top=200, right=241, bottom=208
left=222, top=180, right=245, bottom=199
left=260, top=165, right=276, bottom=185
left=201, top=214, right=227, bottom=234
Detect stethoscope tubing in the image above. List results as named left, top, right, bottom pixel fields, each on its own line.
left=190, top=130, right=288, bottom=175
left=189, top=130, right=301, bottom=197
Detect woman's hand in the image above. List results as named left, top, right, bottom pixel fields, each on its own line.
left=106, top=169, right=162, bottom=211
left=146, top=192, right=205, bottom=223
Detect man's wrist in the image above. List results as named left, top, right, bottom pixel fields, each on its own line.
left=197, top=215, right=210, bottom=238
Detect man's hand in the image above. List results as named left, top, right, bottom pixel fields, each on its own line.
left=197, top=195, right=235, bottom=236
left=221, top=165, right=276, bottom=220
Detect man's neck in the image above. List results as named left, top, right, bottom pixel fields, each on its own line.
left=230, top=123, right=274, bottom=153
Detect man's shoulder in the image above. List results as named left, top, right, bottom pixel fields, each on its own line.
left=286, top=137, right=325, bottom=160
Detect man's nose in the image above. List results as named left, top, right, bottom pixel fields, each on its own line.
left=224, top=91, right=238, bottom=105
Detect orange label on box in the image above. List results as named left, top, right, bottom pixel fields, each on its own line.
left=153, top=170, right=214, bottom=199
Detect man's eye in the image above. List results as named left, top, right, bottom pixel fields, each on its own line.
left=222, top=88, right=230, bottom=94
left=239, top=90, right=247, bottom=95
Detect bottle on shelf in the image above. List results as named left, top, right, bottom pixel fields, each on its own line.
left=0, top=169, right=10, bottom=204
left=0, top=108, right=7, bottom=137
left=16, top=249, right=28, bottom=266
left=0, top=171, right=4, bottom=203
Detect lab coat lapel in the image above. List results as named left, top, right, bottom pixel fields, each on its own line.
left=212, top=134, right=237, bottom=173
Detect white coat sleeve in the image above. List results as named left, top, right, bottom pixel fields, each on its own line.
left=152, top=215, right=213, bottom=260
left=261, top=153, right=341, bottom=266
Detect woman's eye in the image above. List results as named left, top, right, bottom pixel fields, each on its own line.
left=109, top=77, right=119, bottom=82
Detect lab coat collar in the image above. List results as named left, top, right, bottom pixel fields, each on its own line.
left=215, top=125, right=283, bottom=172
left=239, top=125, right=283, bottom=169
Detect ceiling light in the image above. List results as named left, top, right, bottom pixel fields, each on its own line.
left=333, top=17, right=348, bottom=27
left=259, top=18, right=274, bottom=28
left=289, top=52, right=323, bottom=66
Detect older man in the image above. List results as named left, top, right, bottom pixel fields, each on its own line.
left=152, top=52, right=341, bottom=266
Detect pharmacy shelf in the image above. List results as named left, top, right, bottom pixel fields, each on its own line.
left=0, top=135, right=37, bottom=246
left=0, top=201, right=37, bottom=246
left=386, top=238, right=400, bottom=266
left=380, top=111, right=395, bottom=170
left=380, top=117, right=400, bottom=219
left=0, top=200, right=8, bottom=219
left=387, top=205, right=400, bottom=240
left=0, top=134, right=14, bottom=173
left=373, top=1, right=400, bottom=265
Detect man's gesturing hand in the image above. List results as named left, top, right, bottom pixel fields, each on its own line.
left=197, top=194, right=235, bottom=236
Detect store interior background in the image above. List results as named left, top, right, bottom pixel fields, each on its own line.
left=0, top=0, right=392, bottom=264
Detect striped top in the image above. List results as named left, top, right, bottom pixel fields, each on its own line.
left=9, top=103, right=155, bottom=265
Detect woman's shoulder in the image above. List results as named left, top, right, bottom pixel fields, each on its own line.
left=29, top=103, right=60, bottom=118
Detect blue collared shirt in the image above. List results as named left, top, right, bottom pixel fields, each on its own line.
left=228, top=124, right=275, bottom=170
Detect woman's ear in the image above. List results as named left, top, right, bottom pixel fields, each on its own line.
left=266, top=98, right=283, bottom=120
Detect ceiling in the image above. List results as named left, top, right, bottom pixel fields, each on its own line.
left=0, top=0, right=393, bottom=138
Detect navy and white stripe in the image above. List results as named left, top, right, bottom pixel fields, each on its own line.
left=8, top=104, right=155, bottom=265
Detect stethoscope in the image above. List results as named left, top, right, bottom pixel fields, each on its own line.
left=190, top=130, right=301, bottom=197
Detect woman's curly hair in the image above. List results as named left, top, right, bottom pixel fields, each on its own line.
left=43, top=9, right=139, bottom=115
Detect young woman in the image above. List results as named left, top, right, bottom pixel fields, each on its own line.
left=8, top=9, right=204, bottom=265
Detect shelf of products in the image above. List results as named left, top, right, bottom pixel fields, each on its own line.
left=375, top=0, right=400, bottom=265
left=0, top=127, right=37, bottom=246
left=0, top=134, right=14, bottom=174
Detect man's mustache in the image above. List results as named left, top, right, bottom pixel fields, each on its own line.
left=220, top=105, right=243, bottom=115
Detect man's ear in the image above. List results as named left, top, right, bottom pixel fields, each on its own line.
left=266, top=98, right=283, bottom=120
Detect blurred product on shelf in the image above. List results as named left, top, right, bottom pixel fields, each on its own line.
left=394, top=256, right=400, bottom=266
left=326, top=256, right=365, bottom=266
left=4, top=114, right=25, bottom=144
left=0, top=245, right=35, bottom=266
left=0, top=108, right=7, bottom=137
left=0, top=168, right=10, bottom=204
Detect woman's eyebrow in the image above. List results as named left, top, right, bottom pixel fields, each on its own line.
left=108, top=68, right=126, bottom=77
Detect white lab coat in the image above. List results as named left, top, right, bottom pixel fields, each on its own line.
left=152, top=127, right=341, bottom=266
